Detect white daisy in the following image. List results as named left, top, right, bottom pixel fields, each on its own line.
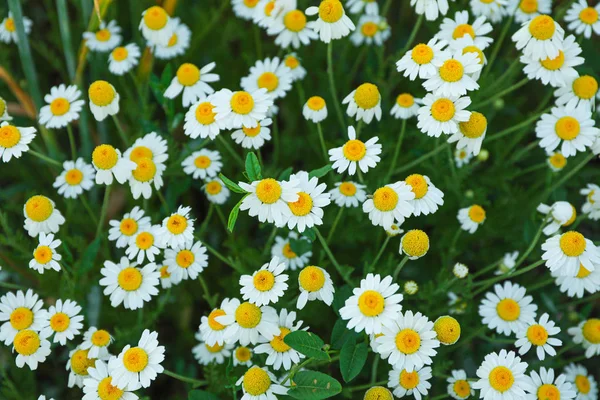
left=396, top=38, right=450, bottom=80
left=255, top=308, right=306, bottom=371
left=231, top=118, right=273, bottom=149
left=478, top=280, right=538, bottom=335
left=0, top=121, right=36, bottom=162
left=125, top=225, right=164, bottom=264
left=437, top=11, right=493, bottom=50
left=564, top=0, right=600, bottom=39
left=547, top=151, right=568, bottom=171
left=515, top=313, right=562, bottom=360
left=40, top=299, right=83, bottom=346
left=568, top=318, right=600, bottom=358
left=329, top=126, right=382, bottom=175
left=329, top=181, right=367, bottom=208
left=165, top=62, right=219, bottom=107
left=193, top=333, right=233, bottom=365
left=448, top=111, right=488, bottom=155
left=512, top=15, right=565, bottom=61
left=343, top=83, right=382, bottom=123
left=347, top=0, right=380, bottom=15
left=580, top=183, right=600, bottom=220
left=553, top=262, right=600, bottom=298
left=423, top=51, right=482, bottom=96
left=296, top=265, right=335, bottom=309
left=183, top=96, right=224, bottom=140
left=523, top=367, right=577, bottom=400
left=350, top=14, right=391, bottom=47
left=239, top=177, right=300, bottom=227
left=472, top=349, right=529, bottom=399
left=253, top=0, right=282, bottom=28
left=271, top=232, right=312, bottom=271
left=108, top=43, right=141, bottom=76
left=285, top=171, right=331, bottom=232
left=410, top=0, right=452, bottom=21
left=124, top=132, right=169, bottom=177
left=283, top=53, right=307, bottom=81
left=215, top=299, right=281, bottom=346
left=391, top=93, right=422, bottom=120
left=447, top=369, right=475, bottom=399
left=554, top=74, right=598, bottom=110
left=363, top=182, right=415, bottom=230
left=471, top=0, right=507, bottom=24
left=563, top=363, right=598, bottom=400
left=404, top=174, right=445, bottom=216
left=417, top=93, right=472, bottom=137
left=0, top=96, right=11, bottom=121
left=233, top=346, right=253, bottom=367
left=108, top=206, right=151, bottom=249
left=537, top=201, right=577, bottom=235
left=235, top=366, right=288, bottom=399
left=454, top=147, right=473, bottom=167
left=240, top=257, right=289, bottom=306
left=388, top=367, right=433, bottom=400
left=496, top=251, right=519, bottom=275
left=541, top=230, right=600, bottom=276
left=127, top=156, right=164, bottom=200
left=82, top=20, right=122, bottom=52
left=0, top=12, right=32, bottom=44
left=200, top=298, right=239, bottom=346
left=156, top=262, right=174, bottom=289
left=305, top=0, right=355, bottom=42
left=182, top=149, right=223, bottom=180
left=268, top=9, right=318, bottom=49
left=99, top=257, right=161, bottom=310
left=23, top=195, right=65, bottom=237
left=13, top=329, right=51, bottom=370
left=449, top=35, right=488, bottom=80
left=53, top=158, right=95, bottom=199
left=213, top=88, right=274, bottom=129
left=91, top=144, right=136, bottom=185
left=233, top=0, right=261, bottom=20
left=457, top=204, right=486, bottom=233
left=88, top=80, right=120, bottom=121
left=139, top=6, right=172, bottom=47
left=509, top=0, right=552, bottom=24
left=39, top=84, right=85, bottom=128
left=29, top=232, right=62, bottom=274
left=0, top=289, right=46, bottom=346
left=164, top=240, right=208, bottom=284
left=158, top=205, right=195, bottom=248
left=82, top=359, right=139, bottom=400
left=203, top=178, right=231, bottom=204
left=153, top=17, right=191, bottom=60
left=80, top=327, right=114, bottom=359
left=67, top=347, right=98, bottom=388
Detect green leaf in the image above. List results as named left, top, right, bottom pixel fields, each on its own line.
left=302, top=227, right=316, bottom=242
left=245, top=152, right=262, bottom=181
left=330, top=319, right=358, bottom=350
left=288, top=371, right=342, bottom=399
left=339, top=336, right=368, bottom=383
left=219, top=173, right=247, bottom=194
left=188, top=390, right=220, bottom=400
left=308, top=164, right=332, bottom=179
left=289, top=237, right=312, bottom=255
left=283, top=331, right=330, bottom=361
left=78, top=237, right=102, bottom=274
left=278, top=167, right=293, bottom=181
left=227, top=196, right=247, bottom=233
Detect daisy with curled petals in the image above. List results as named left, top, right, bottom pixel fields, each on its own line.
left=164, top=240, right=208, bottom=284
left=541, top=230, right=600, bottom=276
left=0, top=96, right=11, bottom=121
left=91, top=144, right=136, bottom=185
left=509, top=0, right=552, bottom=24
left=53, top=158, right=95, bottom=199
left=363, top=182, right=415, bottom=230
left=329, top=126, right=382, bottom=175
left=236, top=366, right=288, bottom=399
left=99, top=257, right=160, bottom=310
left=165, top=62, right=219, bottom=107
left=553, top=262, right=600, bottom=298
left=182, top=149, right=223, bottom=180
left=200, top=298, right=239, bottom=346
left=478, top=281, right=538, bottom=335
left=127, top=156, right=164, bottom=200
left=470, top=0, right=507, bottom=24
left=126, top=225, right=164, bottom=264
left=521, top=35, right=584, bottom=87
left=496, top=251, right=519, bottom=274
left=213, top=88, right=274, bottom=129
left=297, top=265, right=335, bottom=309
left=153, top=17, right=191, bottom=60
left=568, top=318, right=600, bottom=358
left=204, top=178, right=230, bottom=205
left=410, top=0, right=452, bottom=21
left=386, top=223, right=405, bottom=237
left=450, top=35, right=488, bottom=80
left=329, top=181, right=367, bottom=208
left=518, top=314, right=562, bottom=361
left=565, top=0, right=600, bottom=39
left=512, top=15, right=565, bottom=61
left=351, top=15, right=391, bottom=47
left=305, top=0, right=355, bottom=43
left=109, top=43, right=141, bottom=76
left=284, top=53, right=307, bottom=81
left=0, top=12, right=33, bottom=44
left=340, top=273, right=403, bottom=335
left=447, top=369, right=475, bottom=399
left=472, top=349, right=529, bottom=400
left=448, top=111, right=487, bottom=156
left=388, top=366, right=432, bottom=400
left=215, top=298, right=281, bottom=346
left=239, top=177, right=300, bottom=227
left=69, top=349, right=96, bottom=387
left=80, top=327, right=113, bottom=359
left=580, top=183, right=600, bottom=220
left=396, top=38, right=449, bottom=80
left=232, top=0, right=261, bottom=20
left=423, top=51, right=482, bottom=96
left=88, top=80, right=120, bottom=121
left=404, top=174, right=445, bottom=216
left=29, top=232, right=62, bottom=274
left=391, top=93, right=421, bottom=120
left=547, top=151, right=568, bottom=171
left=303, top=96, right=328, bottom=123
left=139, top=6, right=172, bottom=46
left=271, top=232, right=312, bottom=271
left=563, top=363, right=598, bottom=400
left=457, top=204, right=486, bottom=233
left=82, top=20, right=121, bottom=52
left=554, top=74, right=599, bottom=109
left=537, top=200, right=577, bottom=236
left=0, top=289, right=46, bottom=346
left=23, top=195, right=65, bottom=237
left=183, top=96, right=223, bottom=140
left=240, top=257, right=289, bottom=306
left=523, top=368, right=577, bottom=400
left=255, top=308, right=306, bottom=371
left=268, top=9, right=318, bottom=49
left=233, top=346, right=253, bottom=367
left=193, top=333, right=233, bottom=365
left=40, top=299, right=83, bottom=346
left=158, top=205, right=195, bottom=248
left=285, top=171, right=331, bottom=232
left=108, top=206, right=151, bottom=249
left=39, top=84, right=85, bottom=128
left=13, top=329, right=51, bottom=370
left=437, top=11, right=493, bottom=50
left=347, top=0, right=379, bottom=15
left=231, top=118, right=273, bottom=149
left=417, top=93, right=472, bottom=137
left=156, top=263, right=173, bottom=289
left=109, top=329, right=165, bottom=389
left=455, top=147, right=473, bottom=167
left=343, top=83, right=382, bottom=124
left=82, top=359, right=138, bottom=400
left=0, top=121, right=36, bottom=162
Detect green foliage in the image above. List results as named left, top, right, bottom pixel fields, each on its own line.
left=284, top=331, right=330, bottom=361
left=339, top=336, right=368, bottom=383
left=288, top=371, right=342, bottom=400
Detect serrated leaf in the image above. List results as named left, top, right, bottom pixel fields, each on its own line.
left=302, top=227, right=316, bottom=242
left=308, top=164, right=332, bottom=179
left=188, top=390, right=220, bottom=400
left=288, top=371, right=342, bottom=399
left=278, top=167, right=293, bottom=181
left=330, top=319, right=358, bottom=350
left=245, top=152, right=262, bottom=181
left=219, top=173, right=247, bottom=194
left=283, top=331, right=329, bottom=361
left=289, top=238, right=311, bottom=255
left=339, top=336, right=367, bottom=382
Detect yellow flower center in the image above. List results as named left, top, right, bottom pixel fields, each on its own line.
left=459, top=111, right=487, bottom=138
left=318, top=0, right=344, bottom=23
left=564, top=205, right=577, bottom=226
left=555, top=116, right=580, bottom=140
left=354, top=83, right=380, bottom=109
left=206, top=181, right=222, bottom=195
left=288, top=192, right=313, bottom=216
left=176, top=249, right=195, bottom=268
left=97, top=376, right=124, bottom=400
left=439, top=59, right=465, bottom=82
left=489, top=366, right=514, bottom=392
left=399, top=370, right=420, bottom=389
left=230, top=91, right=255, bottom=115
left=358, top=290, right=385, bottom=317
left=0, top=125, right=21, bottom=148
left=192, top=155, right=211, bottom=170
left=135, top=231, right=154, bottom=250
left=339, top=182, right=357, bottom=196
left=253, top=270, right=276, bottom=291
left=13, top=330, right=40, bottom=356
left=92, top=144, right=119, bottom=170
left=431, top=98, right=456, bottom=122
left=195, top=102, right=217, bottom=125
left=559, top=231, right=586, bottom=257
left=117, top=267, right=143, bottom=291
left=433, top=316, right=461, bottom=345
left=10, top=307, right=34, bottom=330
left=453, top=380, right=471, bottom=397
left=111, top=47, right=128, bottom=62
left=577, top=264, right=592, bottom=278
left=537, top=384, right=560, bottom=400
left=541, top=50, right=565, bottom=71
left=496, top=298, right=520, bottom=321
left=519, top=0, right=538, bottom=13
left=91, top=330, right=111, bottom=346
left=244, top=0, right=260, bottom=7
left=129, top=145, right=153, bottom=163
left=572, top=75, right=598, bottom=100
left=243, top=367, right=271, bottom=396
left=402, top=230, right=429, bottom=257
left=65, top=169, right=84, bottom=185
left=579, top=7, right=599, bottom=24
left=361, top=21, right=379, bottom=37
left=582, top=319, right=600, bottom=344
left=123, top=347, right=149, bottom=372
left=396, top=93, right=415, bottom=108
left=453, top=24, right=475, bottom=39
left=255, top=178, right=282, bottom=204
left=235, top=302, right=262, bottom=329
left=364, top=387, right=393, bottom=400
left=282, top=243, right=297, bottom=259
left=529, top=15, right=556, bottom=40
left=463, top=45, right=485, bottom=64
left=342, top=139, right=367, bottom=161
left=257, top=72, right=280, bottom=93
left=242, top=124, right=262, bottom=137
left=307, top=96, right=326, bottom=111
left=50, top=97, right=71, bottom=116
left=119, top=218, right=138, bottom=236
left=143, top=6, right=168, bottom=30
left=575, top=375, right=591, bottom=394
left=469, top=205, right=486, bottom=223
left=299, top=266, right=326, bottom=292
left=284, top=10, right=307, bottom=32
left=270, top=327, right=291, bottom=352
left=95, top=29, right=111, bottom=42
left=167, top=33, right=178, bottom=47
left=526, top=324, right=548, bottom=346
left=411, top=44, right=434, bottom=65
left=50, top=312, right=70, bottom=332
left=70, top=349, right=96, bottom=376
left=373, top=187, right=399, bottom=211
left=205, top=342, right=225, bottom=353
left=589, top=191, right=596, bottom=205
left=5, top=18, right=15, bottom=32
left=0, top=98, right=6, bottom=116
left=25, top=195, right=54, bottom=222
left=34, top=245, right=53, bottom=264
left=89, top=81, right=115, bottom=107
left=167, top=214, right=188, bottom=234
left=264, top=1, right=276, bottom=16
left=405, top=174, right=428, bottom=199
left=236, top=346, right=252, bottom=362
left=395, top=329, right=421, bottom=354
left=208, top=309, right=226, bottom=331
left=132, top=157, right=157, bottom=182
left=548, top=153, right=567, bottom=169
left=285, top=55, right=300, bottom=69
left=177, top=63, right=200, bottom=86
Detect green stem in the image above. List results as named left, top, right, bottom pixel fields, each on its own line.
left=395, top=143, right=449, bottom=175
left=487, top=108, right=550, bottom=143
left=393, top=256, right=409, bottom=280
left=111, top=114, right=128, bottom=146
left=514, top=217, right=548, bottom=269
left=67, top=124, right=77, bottom=160
left=472, top=258, right=502, bottom=278
left=367, top=236, right=390, bottom=274
left=262, top=226, right=278, bottom=258
left=217, top=135, right=244, bottom=168
left=370, top=355, right=380, bottom=384
left=473, top=78, right=529, bottom=109
left=509, top=163, right=546, bottom=179
left=156, top=190, right=169, bottom=213
left=203, top=241, right=243, bottom=274
left=80, top=195, right=99, bottom=226
left=199, top=275, right=217, bottom=308
left=163, top=369, right=207, bottom=386
left=316, top=122, right=329, bottom=162
left=481, top=15, right=513, bottom=81
left=198, top=204, right=214, bottom=237
left=0, top=281, right=30, bottom=291
left=315, top=228, right=353, bottom=286
left=326, top=207, right=344, bottom=244
left=282, top=358, right=314, bottom=385
left=327, top=41, right=346, bottom=132
left=95, top=185, right=111, bottom=240
left=215, top=205, right=229, bottom=232
left=29, top=150, right=62, bottom=167
left=543, top=152, right=596, bottom=200
left=386, top=119, right=407, bottom=182
left=56, top=0, right=76, bottom=79
left=253, top=25, right=263, bottom=59
left=472, top=259, right=544, bottom=296
left=349, top=380, right=388, bottom=392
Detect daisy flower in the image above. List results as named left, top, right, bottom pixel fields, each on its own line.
left=156, top=262, right=174, bottom=289
left=0, top=289, right=46, bottom=345
left=39, top=84, right=85, bottom=129
left=437, top=11, right=493, bottom=49
left=363, top=182, right=415, bottom=230
left=0, top=121, right=36, bottom=162
left=67, top=347, right=98, bottom=388
left=450, top=35, right=488, bottom=80
left=200, top=298, right=239, bottom=346
left=471, top=0, right=507, bottom=23
left=547, top=151, right=568, bottom=171
left=512, top=15, right=565, bottom=61
left=139, top=6, right=172, bottom=46
left=285, top=171, right=331, bottom=232
left=203, top=178, right=230, bottom=204
left=253, top=0, right=281, bottom=28
left=541, top=230, right=600, bottom=276
left=303, top=96, right=328, bottom=123
left=364, top=386, right=393, bottom=399
left=479, top=280, right=538, bottom=335
left=340, top=273, right=403, bottom=335
left=509, top=0, right=552, bottom=24
left=82, top=359, right=139, bottom=400
left=99, top=257, right=161, bottom=310
left=386, top=223, right=405, bottom=237
left=564, top=0, right=600, bottom=39
left=537, top=200, right=577, bottom=235
left=215, top=299, right=281, bottom=346
left=239, top=177, right=300, bottom=227
left=108, top=43, right=141, bottom=76
left=108, top=206, right=151, bottom=249
left=124, top=132, right=169, bottom=175
left=457, top=204, right=486, bottom=233
left=165, top=62, right=219, bottom=107
left=496, top=251, right=519, bottom=274
left=423, top=51, right=482, bottom=96
left=563, top=363, right=598, bottom=400
left=0, top=12, right=32, bottom=44
left=231, top=118, right=273, bottom=149
left=29, top=232, right=62, bottom=274
left=125, top=225, right=164, bottom=264
left=255, top=308, right=306, bottom=370
left=568, top=318, right=600, bottom=358
left=233, top=0, right=261, bottom=20
left=447, top=369, right=475, bottom=399
left=242, top=58, right=293, bottom=101
left=448, top=111, right=488, bottom=155
left=91, top=144, right=136, bottom=185
left=404, top=174, right=444, bottom=216
left=233, top=346, right=253, bottom=367
left=127, top=156, right=164, bottom=200
left=410, top=0, right=452, bottom=21
left=88, top=80, right=120, bottom=121
left=213, top=88, right=274, bottom=129
left=183, top=96, right=224, bottom=140
left=329, top=181, right=367, bottom=209
left=580, top=183, right=600, bottom=220
left=455, top=147, right=473, bottom=167
left=268, top=9, right=318, bottom=49
left=305, top=0, right=356, bottom=42
left=405, top=281, right=419, bottom=295
left=417, top=93, right=472, bottom=137
left=271, top=232, right=312, bottom=271
left=158, top=205, right=195, bottom=248
left=553, top=262, right=600, bottom=298
left=397, top=38, right=449, bottom=80
left=82, top=20, right=121, bottom=52
left=0, top=96, right=11, bottom=121
left=388, top=366, right=432, bottom=400
left=23, top=195, right=65, bottom=237
left=283, top=53, right=307, bottom=81
left=453, top=263, right=470, bottom=278
left=80, top=327, right=114, bottom=359
left=193, top=333, right=233, bottom=365
left=13, top=329, right=52, bottom=370
left=53, top=158, right=95, bottom=199
left=555, top=74, right=598, bottom=109
left=40, top=299, right=83, bottom=346
left=347, top=0, right=379, bottom=15
left=153, top=17, right=191, bottom=60
left=515, top=313, right=562, bottom=360
left=329, top=126, right=382, bottom=175
left=343, top=83, right=382, bottom=123
left=350, top=14, right=391, bottom=47
left=472, top=349, right=529, bottom=399
left=391, top=93, right=421, bottom=120
left=297, top=265, right=335, bottom=309
left=400, top=230, right=430, bottom=260
left=235, top=366, right=288, bottom=399
left=523, top=367, right=577, bottom=400
left=240, top=257, right=289, bottom=307
left=109, top=329, right=165, bottom=389
left=164, top=240, right=208, bottom=284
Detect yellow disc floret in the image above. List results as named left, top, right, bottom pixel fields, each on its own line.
left=401, top=230, right=430, bottom=258
left=123, top=347, right=149, bottom=372
left=489, top=366, right=514, bottom=392
left=575, top=375, right=591, bottom=394
left=339, top=182, right=357, bottom=196
left=453, top=380, right=472, bottom=398
left=468, top=205, right=486, bottom=223
left=399, top=369, right=420, bottom=389
left=208, top=309, right=226, bottom=331
left=405, top=174, right=428, bottom=199
left=582, top=319, right=600, bottom=344
left=307, top=96, right=326, bottom=111
left=555, top=116, right=580, bottom=140
left=559, top=231, right=586, bottom=257
left=135, top=231, right=154, bottom=250
left=459, top=111, right=487, bottom=139
left=354, top=83, right=380, bottom=109
left=167, top=214, right=188, bottom=234
left=284, top=10, right=307, bottom=32
left=343, top=139, right=367, bottom=161
left=34, top=245, right=53, bottom=264
left=411, top=44, right=434, bottom=65
left=372, top=187, right=399, bottom=211
left=92, top=144, right=119, bottom=170
left=282, top=243, right=297, bottom=259
left=117, top=267, right=143, bottom=291
left=25, top=195, right=54, bottom=222
left=576, top=264, right=592, bottom=278
left=519, top=0, right=538, bottom=13
left=364, top=386, right=393, bottom=400
left=548, top=152, right=567, bottom=169
left=439, top=59, right=465, bottom=82
left=579, top=7, right=599, bottom=24
left=70, top=349, right=96, bottom=375
left=318, top=0, right=344, bottom=23
left=176, top=250, right=195, bottom=268
left=242, top=124, right=262, bottom=137
left=120, top=218, right=138, bottom=236
left=526, top=324, right=548, bottom=346
left=299, top=266, right=326, bottom=292
left=253, top=270, right=276, bottom=291
left=230, top=91, right=255, bottom=114
left=528, top=15, right=556, bottom=40
left=433, top=315, right=461, bottom=345
left=65, top=169, right=84, bottom=185
left=143, top=6, right=168, bottom=30
left=572, top=75, right=598, bottom=100
left=257, top=72, right=279, bottom=92
left=0, top=124, right=20, bottom=148
left=50, top=98, right=70, bottom=116
left=91, top=329, right=111, bottom=346
left=195, top=102, right=217, bottom=125
left=270, top=327, right=291, bottom=352
left=395, top=329, right=421, bottom=354
left=361, top=21, right=378, bottom=37
left=431, top=98, right=456, bottom=122
left=13, top=330, right=40, bottom=356
left=111, top=47, right=128, bottom=62
left=453, top=24, right=475, bottom=39
left=10, top=307, right=34, bottom=330
left=89, top=81, right=115, bottom=107
left=97, top=377, right=124, bottom=400
left=236, top=346, right=252, bottom=362
left=358, top=290, right=385, bottom=317
left=255, top=178, right=283, bottom=204
left=50, top=312, right=70, bottom=332
left=132, top=158, right=157, bottom=182
left=288, top=192, right=313, bottom=216
left=243, top=366, right=271, bottom=396
left=177, top=63, right=200, bottom=86
left=396, top=93, right=415, bottom=108
left=95, top=29, right=111, bottom=42
left=206, top=181, right=222, bottom=195
left=236, top=302, right=262, bottom=328
left=496, top=298, right=520, bottom=321
left=541, top=51, right=565, bottom=71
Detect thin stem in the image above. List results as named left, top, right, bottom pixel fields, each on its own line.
left=472, top=258, right=502, bottom=278
left=349, top=380, right=388, bottom=392
left=543, top=152, right=596, bottom=200
left=370, top=355, right=380, bottom=384
left=67, top=124, right=77, bottom=160
left=399, top=14, right=423, bottom=56
left=327, top=41, right=346, bottom=132
left=156, top=190, right=169, bottom=213
left=509, top=163, right=546, bottom=179
left=394, top=143, right=449, bottom=175
left=56, top=0, right=76, bottom=79
left=199, top=275, right=217, bottom=308
left=315, top=228, right=353, bottom=286
left=514, top=217, right=547, bottom=269
left=217, top=135, right=244, bottom=167
left=215, top=205, right=229, bottom=232
left=29, top=150, right=62, bottom=167
left=163, top=369, right=207, bottom=386
left=0, top=281, right=30, bottom=291
left=481, top=15, right=513, bottom=80
left=367, top=236, right=390, bottom=274
left=487, top=108, right=550, bottom=143
left=473, top=78, right=529, bottom=109
left=203, top=241, right=243, bottom=274
left=393, top=256, right=409, bottom=280
left=80, top=195, right=99, bottom=226
left=473, top=259, right=544, bottom=296
left=111, top=114, right=128, bottom=146
left=253, top=25, right=263, bottom=59
left=326, top=207, right=344, bottom=244
left=316, top=122, right=329, bottom=162
left=262, top=226, right=278, bottom=258
left=386, top=119, right=407, bottom=182
left=95, top=185, right=111, bottom=240
left=198, top=204, right=214, bottom=237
